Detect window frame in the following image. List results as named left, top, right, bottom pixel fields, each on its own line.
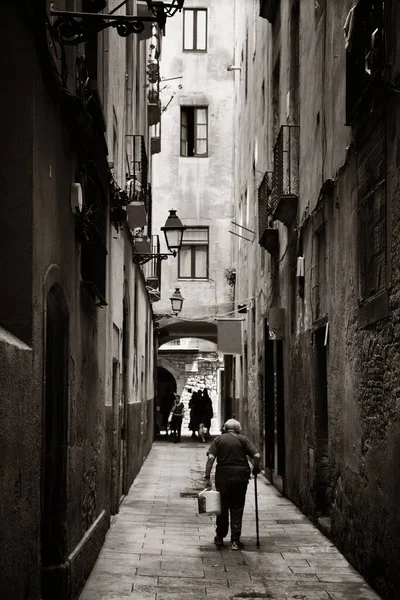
left=183, top=8, right=208, bottom=52
left=346, top=0, right=385, bottom=124
left=356, top=116, right=389, bottom=327
left=180, top=106, right=208, bottom=157
left=178, top=227, right=209, bottom=280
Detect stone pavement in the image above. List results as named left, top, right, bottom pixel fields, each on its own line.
left=79, top=437, right=382, bottom=600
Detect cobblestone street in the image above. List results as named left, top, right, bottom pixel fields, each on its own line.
left=79, top=438, right=382, bottom=600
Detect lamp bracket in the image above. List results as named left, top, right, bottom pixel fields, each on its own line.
left=132, top=252, right=175, bottom=266
left=50, top=8, right=165, bottom=46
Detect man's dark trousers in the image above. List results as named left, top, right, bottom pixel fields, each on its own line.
left=215, top=478, right=248, bottom=542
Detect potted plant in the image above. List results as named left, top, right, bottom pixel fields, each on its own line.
left=224, top=267, right=236, bottom=287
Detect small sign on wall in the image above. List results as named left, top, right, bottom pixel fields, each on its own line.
left=217, top=318, right=244, bottom=354
left=185, top=362, right=198, bottom=372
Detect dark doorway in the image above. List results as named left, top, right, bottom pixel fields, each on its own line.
left=314, top=326, right=330, bottom=515
left=110, top=358, right=120, bottom=515
left=264, top=320, right=285, bottom=479
left=41, top=286, right=69, bottom=599
left=120, top=294, right=130, bottom=499
left=264, top=325, right=275, bottom=471
left=157, top=367, right=177, bottom=435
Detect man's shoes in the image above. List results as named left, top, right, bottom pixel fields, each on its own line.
left=214, top=536, right=225, bottom=547
left=231, top=540, right=244, bottom=551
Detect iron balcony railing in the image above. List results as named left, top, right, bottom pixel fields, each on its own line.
left=270, top=125, right=300, bottom=217
left=125, top=134, right=150, bottom=212
left=258, top=171, right=274, bottom=238
left=142, top=234, right=162, bottom=287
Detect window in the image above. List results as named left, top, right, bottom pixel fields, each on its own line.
left=346, top=0, right=385, bottom=123
left=183, top=8, right=207, bottom=51
left=178, top=228, right=209, bottom=279
left=180, top=107, right=208, bottom=157
left=357, top=119, right=388, bottom=325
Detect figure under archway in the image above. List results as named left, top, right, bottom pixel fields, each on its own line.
left=156, top=367, right=177, bottom=435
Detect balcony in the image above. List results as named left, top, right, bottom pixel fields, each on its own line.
left=151, top=136, right=161, bottom=154
left=258, top=171, right=279, bottom=254
left=142, top=235, right=162, bottom=302
left=125, top=135, right=149, bottom=229
left=148, top=90, right=161, bottom=126
left=271, top=125, right=299, bottom=227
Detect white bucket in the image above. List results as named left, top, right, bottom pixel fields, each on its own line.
left=198, top=489, right=221, bottom=515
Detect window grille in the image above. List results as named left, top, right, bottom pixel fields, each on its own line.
left=258, top=171, right=274, bottom=239
left=357, top=119, right=387, bottom=302
left=271, top=125, right=299, bottom=216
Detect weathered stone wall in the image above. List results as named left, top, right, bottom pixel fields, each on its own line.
left=232, top=1, right=400, bottom=598
left=0, top=4, right=156, bottom=599
left=0, top=329, right=38, bottom=598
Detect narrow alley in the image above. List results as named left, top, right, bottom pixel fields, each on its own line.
left=79, top=438, right=382, bottom=600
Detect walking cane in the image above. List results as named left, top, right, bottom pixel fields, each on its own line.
left=254, top=473, right=260, bottom=547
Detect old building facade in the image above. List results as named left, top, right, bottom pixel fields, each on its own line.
left=0, top=1, right=169, bottom=598
left=151, top=0, right=236, bottom=416
left=232, top=1, right=400, bottom=598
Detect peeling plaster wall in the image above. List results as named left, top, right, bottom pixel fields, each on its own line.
left=152, top=0, right=235, bottom=322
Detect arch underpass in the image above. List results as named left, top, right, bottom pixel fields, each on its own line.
left=156, top=316, right=217, bottom=346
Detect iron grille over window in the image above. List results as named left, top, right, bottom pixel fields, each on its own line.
left=357, top=119, right=387, bottom=303
left=125, top=134, right=150, bottom=212
left=258, top=171, right=274, bottom=238
left=270, top=125, right=299, bottom=225
left=142, top=234, right=162, bottom=290
left=80, top=165, right=108, bottom=306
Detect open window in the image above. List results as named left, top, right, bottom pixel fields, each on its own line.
left=180, top=107, right=208, bottom=157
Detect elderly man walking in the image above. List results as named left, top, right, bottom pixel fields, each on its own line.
left=204, top=419, right=261, bottom=550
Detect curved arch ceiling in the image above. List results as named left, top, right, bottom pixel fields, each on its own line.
left=156, top=318, right=217, bottom=345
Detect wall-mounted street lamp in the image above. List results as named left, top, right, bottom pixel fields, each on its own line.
left=50, top=0, right=185, bottom=46
left=169, top=288, right=184, bottom=316
left=145, top=1, right=185, bottom=19
left=132, top=209, right=186, bottom=265
left=161, top=209, right=186, bottom=257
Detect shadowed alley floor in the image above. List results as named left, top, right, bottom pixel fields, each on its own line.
left=79, top=438, right=382, bottom=600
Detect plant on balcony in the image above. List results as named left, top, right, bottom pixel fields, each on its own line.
left=148, top=88, right=159, bottom=104
left=224, top=267, right=236, bottom=287
left=75, top=204, right=98, bottom=244
left=147, top=62, right=159, bottom=84
left=110, top=206, right=127, bottom=228
left=109, top=174, right=130, bottom=207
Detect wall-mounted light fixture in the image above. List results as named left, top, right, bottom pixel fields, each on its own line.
left=50, top=0, right=185, bottom=45
left=161, top=209, right=186, bottom=257
left=132, top=209, right=186, bottom=265
left=145, top=0, right=185, bottom=19
left=169, top=287, right=184, bottom=316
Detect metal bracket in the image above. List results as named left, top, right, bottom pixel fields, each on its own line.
left=50, top=8, right=164, bottom=45
left=132, top=253, right=173, bottom=266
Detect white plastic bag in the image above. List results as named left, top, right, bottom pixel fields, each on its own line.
left=198, top=488, right=221, bottom=515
